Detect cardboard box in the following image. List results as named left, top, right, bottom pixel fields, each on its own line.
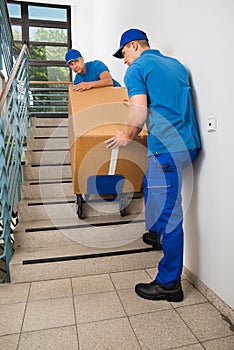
left=68, top=87, right=148, bottom=194
left=69, top=85, right=128, bottom=115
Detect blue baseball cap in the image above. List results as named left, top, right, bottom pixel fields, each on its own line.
left=113, top=28, right=148, bottom=59
left=65, top=49, right=82, bottom=65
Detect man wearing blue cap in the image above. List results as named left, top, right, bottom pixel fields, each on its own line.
left=65, top=49, right=120, bottom=91
left=105, top=28, right=201, bottom=302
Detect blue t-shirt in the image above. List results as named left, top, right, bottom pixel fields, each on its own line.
left=124, top=50, right=201, bottom=155
left=73, top=60, right=121, bottom=87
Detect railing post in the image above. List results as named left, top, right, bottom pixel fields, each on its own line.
left=0, top=119, right=12, bottom=282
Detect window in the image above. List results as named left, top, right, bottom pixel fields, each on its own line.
left=7, top=3, right=21, bottom=18
left=11, top=25, right=22, bottom=41
left=28, top=5, right=67, bottom=21
left=7, top=1, right=72, bottom=82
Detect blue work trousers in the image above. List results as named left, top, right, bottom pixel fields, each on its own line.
left=143, top=149, right=199, bottom=286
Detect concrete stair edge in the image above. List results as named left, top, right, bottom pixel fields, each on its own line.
left=10, top=239, right=159, bottom=283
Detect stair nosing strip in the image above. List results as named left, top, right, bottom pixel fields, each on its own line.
left=22, top=247, right=153, bottom=265
left=31, top=163, right=71, bottom=167
left=24, top=219, right=145, bottom=232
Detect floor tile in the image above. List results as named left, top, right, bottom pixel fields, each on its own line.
left=72, top=274, right=114, bottom=295
left=22, top=297, right=75, bottom=332
left=174, top=345, right=203, bottom=349
left=110, top=270, right=151, bottom=290
left=0, top=283, right=30, bottom=305
left=18, top=326, right=78, bottom=350
left=172, top=280, right=207, bottom=307
left=118, top=288, right=172, bottom=316
left=0, top=303, right=26, bottom=336
left=0, top=334, right=19, bottom=350
left=28, top=278, right=72, bottom=301
left=130, top=309, right=197, bottom=350
left=202, top=335, right=234, bottom=349
left=74, top=290, right=125, bottom=324
left=78, top=317, right=141, bottom=350
left=177, top=302, right=233, bottom=342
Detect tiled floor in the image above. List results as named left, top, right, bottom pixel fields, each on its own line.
left=0, top=268, right=233, bottom=350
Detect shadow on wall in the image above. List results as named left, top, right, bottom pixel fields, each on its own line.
left=183, top=69, right=204, bottom=275
left=183, top=146, right=204, bottom=276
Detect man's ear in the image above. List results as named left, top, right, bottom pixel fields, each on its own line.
left=132, top=41, right=138, bottom=52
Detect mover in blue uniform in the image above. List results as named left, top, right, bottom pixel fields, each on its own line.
left=65, top=49, right=121, bottom=91
left=105, top=28, right=201, bottom=302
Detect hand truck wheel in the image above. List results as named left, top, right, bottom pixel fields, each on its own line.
left=76, top=194, right=83, bottom=219
left=119, top=194, right=128, bottom=217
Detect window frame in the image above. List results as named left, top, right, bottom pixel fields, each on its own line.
left=7, top=0, right=72, bottom=81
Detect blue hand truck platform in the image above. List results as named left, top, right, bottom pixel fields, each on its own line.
left=76, top=174, right=128, bottom=219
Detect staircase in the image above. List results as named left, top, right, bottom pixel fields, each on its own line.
left=10, top=109, right=158, bottom=283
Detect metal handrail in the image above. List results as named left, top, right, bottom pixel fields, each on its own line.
left=30, top=81, right=71, bottom=85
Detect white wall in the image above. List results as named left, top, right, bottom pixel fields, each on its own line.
left=17, top=0, right=234, bottom=309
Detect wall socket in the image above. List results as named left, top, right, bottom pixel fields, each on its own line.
left=207, top=118, right=217, bottom=132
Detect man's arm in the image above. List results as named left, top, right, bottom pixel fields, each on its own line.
left=73, top=71, right=113, bottom=91
left=105, top=94, right=148, bottom=149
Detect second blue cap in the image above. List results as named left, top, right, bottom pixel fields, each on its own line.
left=65, top=49, right=82, bottom=64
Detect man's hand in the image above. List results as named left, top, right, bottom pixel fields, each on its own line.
left=73, top=82, right=92, bottom=91
left=105, top=130, right=129, bottom=149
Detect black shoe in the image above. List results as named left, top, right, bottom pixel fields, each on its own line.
left=135, top=280, right=184, bottom=302
left=142, top=231, right=162, bottom=250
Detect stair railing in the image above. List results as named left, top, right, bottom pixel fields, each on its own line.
left=29, top=81, right=70, bottom=117
left=0, top=43, right=29, bottom=282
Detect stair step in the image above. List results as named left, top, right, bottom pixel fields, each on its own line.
left=18, top=195, right=144, bottom=221
left=14, top=212, right=145, bottom=249
left=10, top=238, right=160, bottom=283
left=27, top=136, right=69, bottom=150
left=20, top=179, right=74, bottom=199
left=30, top=117, right=68, bottom=127
left=25, top=149, right=70, bottom=164
left=18, top=197, right=76, bottom=221
left=29, top=126, right=68, bottom=137
left=13, top=215, right=144, bottom=230
left=22, top=163, right=72, bottom=181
